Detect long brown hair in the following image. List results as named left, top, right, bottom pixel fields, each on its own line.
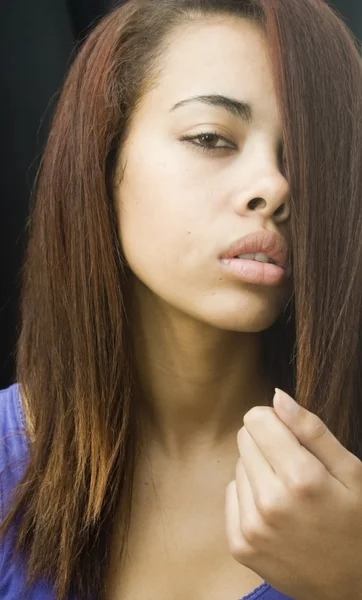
left=1, top=1, right=361, bottom=598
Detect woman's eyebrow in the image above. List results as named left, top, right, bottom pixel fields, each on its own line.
left=170, top=94, right=253, bottom=124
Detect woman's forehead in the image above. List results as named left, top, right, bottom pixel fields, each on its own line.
left=134, top=17, right=280, bottom=130
left=159, top=17, right=268, bottom=86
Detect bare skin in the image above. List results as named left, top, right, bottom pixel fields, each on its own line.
left=107, top=443, right=265, bottom=600
left=107, top=13, right=291, bottom=600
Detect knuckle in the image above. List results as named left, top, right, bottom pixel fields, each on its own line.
left=241, top=514, right=266, bottom=543
left=243, top=405, right=273, bottom=427
left=287, top=461, right=326, bottom=496
left=228, top=532, right=255, bottom=561
left=255, top=490, right=287, bottom=522
left=303, top=415, right=328, bottom=441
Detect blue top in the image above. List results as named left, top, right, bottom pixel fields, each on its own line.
left=0, top=382, right=294, bottom=600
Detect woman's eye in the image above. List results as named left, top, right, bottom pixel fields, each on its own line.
left=181, top=132, right=236, bottom=153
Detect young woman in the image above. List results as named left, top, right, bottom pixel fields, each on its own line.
left=1, top=0, right=361, bottom=599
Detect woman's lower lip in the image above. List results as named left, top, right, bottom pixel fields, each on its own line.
left=220, top=258, right=289, bottom=286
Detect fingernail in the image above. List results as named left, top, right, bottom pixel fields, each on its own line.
left=275, top=388, right=300, bottom=416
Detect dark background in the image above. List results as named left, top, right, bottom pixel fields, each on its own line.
left=0, top=0, right=361, bottom=389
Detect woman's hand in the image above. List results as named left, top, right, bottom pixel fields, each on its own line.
left=225, top=389, right=362, bottom=600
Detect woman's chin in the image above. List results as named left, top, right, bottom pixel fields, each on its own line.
left=204, top=313, right=281, bottom=333
left=192, top=295, right=287, bottom=333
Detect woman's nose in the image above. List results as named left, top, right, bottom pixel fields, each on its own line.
left=234, top=172, right=291, bottom=225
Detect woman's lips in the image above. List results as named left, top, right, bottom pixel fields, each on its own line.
left=221, top=230, right=290, bottom=272
left=219, top=230, right=291, bottom=286
left=220, top=256, right=289, bottom=286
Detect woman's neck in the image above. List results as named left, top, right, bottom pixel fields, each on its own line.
left=131, top=295, right=272, bottom=458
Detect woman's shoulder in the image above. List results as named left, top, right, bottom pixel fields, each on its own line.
left=0, top=382, right=31, bottom=513
left=0, top=385, right=57, bottom=599
left=0, top=382, right=30, bottom=468
left=0, top=382, right=28, bottom=432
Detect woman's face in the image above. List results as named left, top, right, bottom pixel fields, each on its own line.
left=115, top=16, right=292, bottom=332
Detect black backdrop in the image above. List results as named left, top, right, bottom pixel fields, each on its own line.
left=0, top=0, right=360, bottom=388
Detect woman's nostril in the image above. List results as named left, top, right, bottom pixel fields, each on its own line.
left=248, top=197, right=265, bottom=210
left=274, top=203, right=286, bottom=217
